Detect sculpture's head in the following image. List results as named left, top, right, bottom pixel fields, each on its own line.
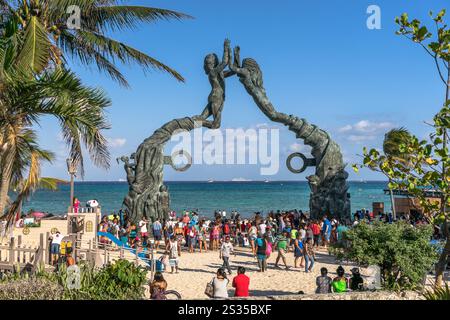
left=242, top=58, right=264, bottom=88
left=204, top=53, right=219, bottom=74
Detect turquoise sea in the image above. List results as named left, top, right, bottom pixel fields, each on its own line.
left=18, top=181, right=391, bottom=218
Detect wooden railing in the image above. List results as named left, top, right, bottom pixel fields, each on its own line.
left=0, top=234, right=45, bottom=272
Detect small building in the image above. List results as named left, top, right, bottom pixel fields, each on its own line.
left=383, top=189, right=442, bottom=219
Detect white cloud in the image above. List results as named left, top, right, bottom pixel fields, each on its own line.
left=347, top=135, right=376, bottom=142
left=340, top=120, right=395, bottom=134
left=108, top=138, right=127, bottom=148
left=338, top=120, right=396, bottom=143
left=338, top=125, right=352, bottom=132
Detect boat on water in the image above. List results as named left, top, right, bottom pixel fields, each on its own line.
left=207, top=179, right=214, bottom=183
left=264, top=179, right=270, bottom=183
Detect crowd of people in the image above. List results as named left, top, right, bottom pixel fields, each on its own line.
left=94, top=206, right=443, bottom=299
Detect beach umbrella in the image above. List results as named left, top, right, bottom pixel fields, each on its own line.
left=32, top=212, right=46, bottom=218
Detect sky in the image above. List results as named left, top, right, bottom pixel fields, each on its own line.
left=37, top=0, right=449, bottom=182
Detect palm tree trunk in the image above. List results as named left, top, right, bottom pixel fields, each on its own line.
left=389, top=187, right=396, bottom=220
left=0, top=150, right=14, bottom=216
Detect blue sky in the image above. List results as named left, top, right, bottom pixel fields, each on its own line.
left=38, top=0, right=449, bottom=181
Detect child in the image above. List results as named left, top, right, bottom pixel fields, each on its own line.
left=159, top=251, right=170, bottom=272
left=168, top=237, right=180, bottom=273
left=243, top=234, right=250, bottom=247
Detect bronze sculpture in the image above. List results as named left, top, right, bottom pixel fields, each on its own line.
left=121, top=40, right=350, bottom=222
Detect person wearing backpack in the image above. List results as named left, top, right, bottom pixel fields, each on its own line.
left=255, top=232, right=268, bottom=272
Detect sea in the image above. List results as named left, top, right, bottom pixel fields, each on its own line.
left=17, top=181, right=391, bottom=218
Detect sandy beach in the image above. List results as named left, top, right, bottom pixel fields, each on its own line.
left=158, top=246, right=353, bottom=299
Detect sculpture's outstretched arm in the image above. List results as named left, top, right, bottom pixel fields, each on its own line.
left=214, top=38, right=230, bottom=72
left=228, top=46, right=247, bottom=76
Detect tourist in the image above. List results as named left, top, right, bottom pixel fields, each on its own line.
left=182, top=212, right=190, bottom=225
left=293, top=233, right=304, bottom=268
left=138, top=217, right=149, bottom=245
left=198, top=220, right=208, bottom=253
left=332, top=266, right=349, bottom=293
left=167, top=237, right=180, bottom=273
left=211, top=268, right=229, bottom=299
left=150, top=272, right=168, bottom=300
left=232, top=266, right=250, bottom=297
left=211, top=223, right=220, bottom=251
left=299, top=225, right=306, bottom=242
left=248, top=222, right=258, bottom=255
left=315, top=267, right=332, bottom=294
left=255, top=232, right=268, bottom=272
left=223, top=219, right=231, bottom=239
left=152, top=219, right=163, bottom=250
left=258, top=220, right=267, bottom=236
left=321, top=215, right=332, bottom=248
left=274, top=231, right=289, bottom=270
left=336, top=221, right=349, bottom=244
left=220, top=235, right=234, bottom=274
left=349, top=267, right=364, bottom=291
left=72, top=197, right=80, bottom=213
left=119, top=224, right=128, bottom=246
left=66, top=247, right=76, bottom=267
left=188, top=224, right=197, bottom=253
left=49, top=230, right=64, bottom=265
left=306, top=223, right=314, bottom=241
left=174, top=222, right=184, bottom=254
left=290, top=227, right=298, bottom=249
left=303, top=238, right=315, bottom=273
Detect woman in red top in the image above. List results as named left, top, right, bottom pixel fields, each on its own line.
left=232, top=266, right=250, bottom=297
left=311, top=220, right=321, bottom=247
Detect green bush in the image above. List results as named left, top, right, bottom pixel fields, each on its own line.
left=0, top=259, right=148, bottom=300
left=330, top=221, right=438, bottom=290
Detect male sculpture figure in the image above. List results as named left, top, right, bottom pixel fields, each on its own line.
left=199, top=39, right=233, bottom=129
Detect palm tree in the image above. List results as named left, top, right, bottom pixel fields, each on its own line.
left=382, top=127, right=413, bottom=220
left=0, top=39, right=111, bottom=219
left=1, top=0, right=192, bottom=86
left=0, top=126, right=66, bottom=225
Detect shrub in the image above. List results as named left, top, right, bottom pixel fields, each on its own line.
left=61, top=259, right=147, bottom=300
left=0, top=278, right=64, bottom=300
left=0, top=259, right=148, bottom=300
left=423, top=283, right=450, bottom=300
left=330, top=221, right=438, bottom=290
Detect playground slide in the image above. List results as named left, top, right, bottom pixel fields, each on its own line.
left=97, top=232, right=150, bottom=265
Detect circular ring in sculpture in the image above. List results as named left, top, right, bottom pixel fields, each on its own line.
left=170, top=150, right=192, bottom=172
left=22, top=227, right=30, bottom=235
left=286, top=152, right=309, bottom=174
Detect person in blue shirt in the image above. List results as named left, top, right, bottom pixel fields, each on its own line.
left=322, top=215, right=332, bottom=248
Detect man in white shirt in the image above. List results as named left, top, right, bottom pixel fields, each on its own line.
left=220, top=236, right=234, bottom=275
left=138, top=217, right=148, bottom=245
left=50, top=231, right=64, bottom=265
left=222, top=210, right=227, bottom=218
left=258, top=221, right=267, bottom=235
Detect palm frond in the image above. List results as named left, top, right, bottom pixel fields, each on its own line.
left=74, top=30, right=184, bottom=81
left=58, top=29, right=130, bottom=86
left=15, top=16, right=51, bottom=74
left=84, top=6, right=193, bottom=32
